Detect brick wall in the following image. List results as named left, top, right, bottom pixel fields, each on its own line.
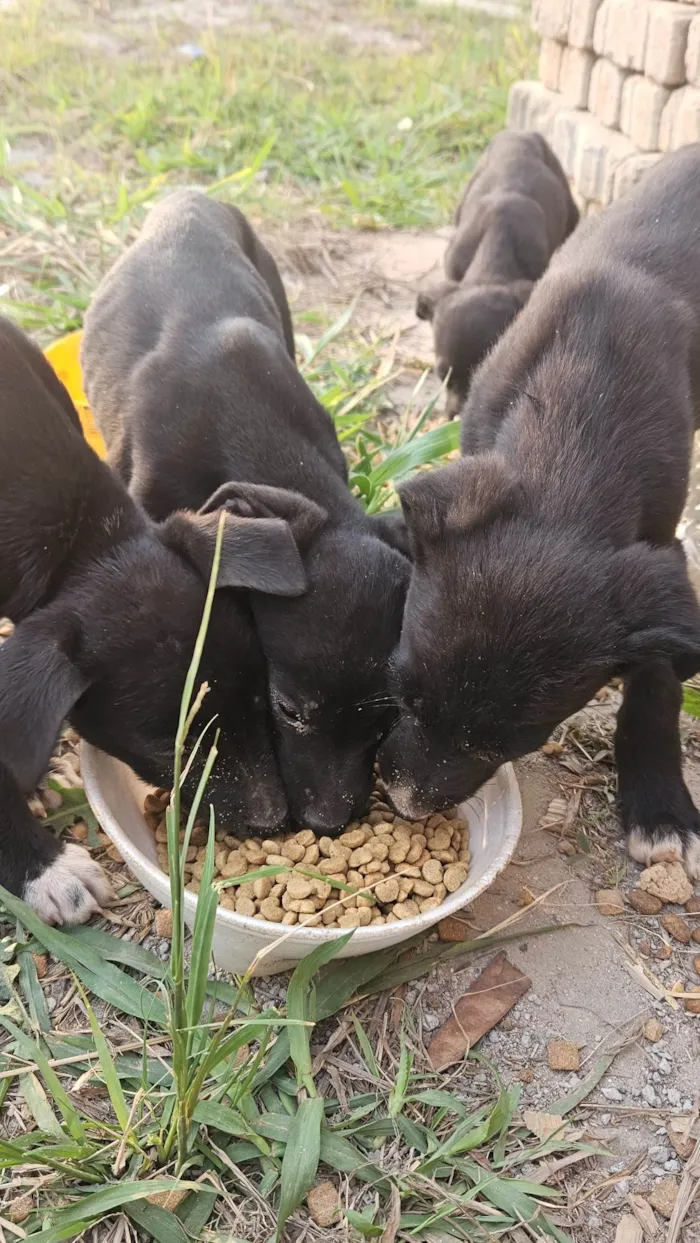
left=509, top=0, right=700, bottom=213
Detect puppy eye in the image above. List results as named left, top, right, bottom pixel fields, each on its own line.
left=277, top=699, right=302, bottom=725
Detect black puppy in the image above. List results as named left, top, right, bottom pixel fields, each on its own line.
left=417, top=131, right=579, bottom=419
left=81, top=191, right=410, bottom=832
left=379, top=143, right=700, bottom=878
left=0, top=317, right=306, bottom=921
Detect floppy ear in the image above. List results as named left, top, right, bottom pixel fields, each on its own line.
left=399, top=454, right=524, bottom=559
left=366, top=511, right=411, bottom=559
left=198, top=481, right=327, bottom=551
left=161, top=508, right=308, bottom=597
left=416, top=280, right=459, bottom=322
left=0, top=611, right=91, bottom=793
left=612, top=542, right=700, bottom=680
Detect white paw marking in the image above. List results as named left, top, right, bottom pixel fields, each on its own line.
left=683, top=834, right=700, bottom=881
left=23, top=844, right=114, bottom=926
left=625, top=826, right=700, bottom=876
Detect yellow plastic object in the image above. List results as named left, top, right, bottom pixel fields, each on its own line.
left=44, top=330, right=107, bottom=459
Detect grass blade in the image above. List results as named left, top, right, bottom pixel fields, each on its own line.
left=275, top=1096, right=324, bottom=1241
left=185, top=806, right=218, bottom=1051
left=20, top=1072, right=63, bottom=1137
left=286, top=935, right=351, bottom=1092
left=1, top=1017, right=85, bottom=1142
left=126, top=1200, right=190, bottom=1243
left=27, top=1180, right=200, bottom=1243
left=74, top=981, right=130, bottom=1133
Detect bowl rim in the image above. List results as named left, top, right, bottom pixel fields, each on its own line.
left=81, top=744, right=522, bottom=946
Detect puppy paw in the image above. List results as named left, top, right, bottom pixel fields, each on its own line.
left=626, top=820, right=700, bottom=880
left=23, top=844, right=114, bottom=925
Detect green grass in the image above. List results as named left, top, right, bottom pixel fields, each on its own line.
left=0, top=0, right=535, bottom=340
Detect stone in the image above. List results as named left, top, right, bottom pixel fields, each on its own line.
left=569, top=0, right=603, bottom=49
left=588, top=58, right=629, bottom=128
left=647, top=1177, right=679, bottom=1219
left=547, top=1039, right=580, bottom=1071
left=628, top=888, right=663, bottom=916
left=532, top=0, right=572, bottom=42
left=596, top=888, right=625, bottom=916
left=687, top=14, right=700, bottom=85
left=602, top=1085, right=625, bottom=1101
left=307, top=1182, right=340, bottom=1228
left=644, top=1, right=696, bottom=86
left=612, top=151, right=662, bottom=200
left=638, top=861, right=693, bottom=905
left=559, top=45, right=596, bottom=107
left=642, top=1084, right=659, bottom=1106
left=660, top=85, right=700, bottom=151
left=643, top=1018, right=664, bottom=1042
left=154, top=908, right=173, bottom=938
left=685, top=895, right=700, bottom=913
left=619, top=76, right=671, bottom=150
left=685, top=996, right=700, bottom=1013
left=539, top=37, right=565, bottom=91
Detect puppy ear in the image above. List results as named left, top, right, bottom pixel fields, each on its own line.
left=366, top=511, right=411, bottom=559
left=161, top=508, right=308, bottom=597
left=198, top=481, right=327, bottom=551
left=416, top=280, right=459, bottom=322
left=399, top=454, right=523, bottom=558
left=612, top=543, right=700, bottom=680
left=0, top=612, right=91, bottom=793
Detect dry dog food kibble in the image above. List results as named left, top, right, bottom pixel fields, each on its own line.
left=143, top=779, right=470, bottom=927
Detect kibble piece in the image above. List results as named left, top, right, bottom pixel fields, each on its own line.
left=245, top=846, right=267, bottom=866
left=426, top=814, right=445, bottom=829
left=349, top=845, right=373, bottom=868
left=388, top=840, right=409, bottom=864
left=281, top=840, right=305, bottom=863
left=220, top=849, right=248, bottom=878
left=370, top=839, right=389, bottom=861
left=326, top=873, right=348, bottom=888
left=393, top=900, right=420, bottom=921
left=282, top=911, right=298, bottom=925
left=286, top=874, right=314, bottom=901
left=413, top=878, right=436, bottom=898
left=432, top=848, right=458, bottom=863
left=155, top=824, right=168, bottom=843
left=431, top=828, right=452, bottom=851
left=398, top=864, right=422, bottom=879
left=434, top=883, right=447, bottom=902
left=340, top=828, right=368, bottom=848
left=295, top=829, right=316, bottom=847
left=363, top=858, right=383, bottom=875
left=419, top=897, right=443, bottom=913
left=319, top=836, right=334, bottom=857
left=661, top=914, right=692, bottom=944
left=357, top=907, right=372, bottom=926
left=422, top=858, right=443, bottom=886
left=303, top=844, right=320, bottom=865
left=254, top=877, right=273, bottom=901
left=628, top=888, right=663, bottom=915
left=356, top=893, right=374, bottom=909
left=259, top=898, right=284, bottom=922
left=220, top=894, right=236, bottom=911
left=322, top=906, right=337, bottom=925
left=270, top=882, right=285, bottom=900
left=319, top=856, right=348, bottom=875
left=346, top=869, right=365, bottom=888
left=312, top=880, right=332, bottom=903
left=290, top=898, right=317, bottom=914
left=444, top=864, right=468, bottom=893
left=406, top=840, right=424, bottom=864
left=375, top=878, right=400, bottom=903
left=264, top=853, right=288, bottom=867
left=547, top=1040, right=580, bottom=1071
left=338, top=909, right=362, bottom=929
left=236, top=896, right=257, bottom=917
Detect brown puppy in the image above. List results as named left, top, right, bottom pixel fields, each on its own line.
left=380, top=143, right=700, bottom=878
left=417, top=131, right=579, bottom=417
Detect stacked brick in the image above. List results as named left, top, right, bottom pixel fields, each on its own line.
left=508, top=0, right=700, bottom=214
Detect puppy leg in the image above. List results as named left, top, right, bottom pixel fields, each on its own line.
left=615, top=660, right=700, bottom=878
left=0, top=763, right=113, bottom=924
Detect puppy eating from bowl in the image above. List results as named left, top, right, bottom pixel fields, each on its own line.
left=81, top=190, right=410, bottom=835
left=380, top=143, right=700, bottom=878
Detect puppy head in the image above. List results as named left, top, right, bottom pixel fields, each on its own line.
left=433, top=281, right=533, bottom=414
left=201, top=481, right=411, bottom=831
left=1, top=507, right=308, bottom=833
left=377, top=457, right=700, bottom=818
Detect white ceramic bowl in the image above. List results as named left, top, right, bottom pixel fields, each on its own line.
left=82, top=745, right=522, bottom=976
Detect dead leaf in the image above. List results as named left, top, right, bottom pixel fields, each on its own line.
left=523, top=1110, right=568, bottom=1142
left=626, top=1192, right=658, bottom=1238
left=427, top=953, right=531, bottom=1071
left=380, top=1184, right=401, bottom=1243
left=615, top=1214, right=642, bottom=1243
